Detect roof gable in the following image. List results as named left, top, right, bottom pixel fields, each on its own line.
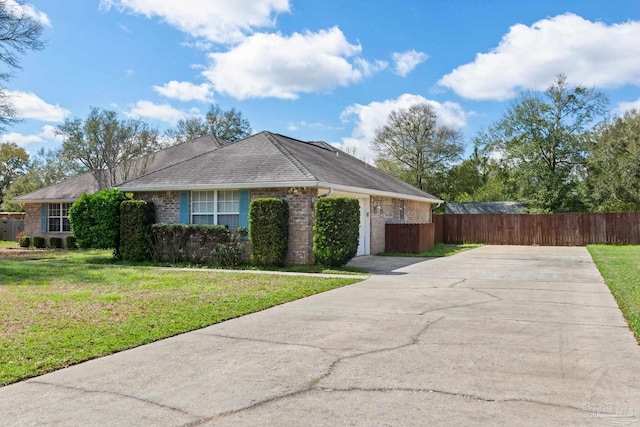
left=14, top=135, right=227, bottom=203
left=121, top=131, right=441, bottom=202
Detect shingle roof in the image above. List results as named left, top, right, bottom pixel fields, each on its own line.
left=445, top=202, right=527, bottom=214
left=14, top=135, right=226, bottom=203
left=120, top=131, right=441, bottom=202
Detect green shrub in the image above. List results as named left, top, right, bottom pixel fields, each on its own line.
left=18, top=235, right=30, bottom=248
left=49, top=237, right=62, bottom=249
left=33, top=236, right=46, bottom=248
left=69, top=189, right=125, bottom=256
left=313, top=197, right=360, bottom=267
left=66, top=236, right=77, bottom=249
left=148, top=223, right=245, bottom=266
left=120, top=199, right=155, bottom=262
left=249, top=198, right=289, bottom=266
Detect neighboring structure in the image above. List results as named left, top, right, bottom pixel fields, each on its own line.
left=445, top=201, right=527, bottom=215
left=15, top=132, right=442, bottom=263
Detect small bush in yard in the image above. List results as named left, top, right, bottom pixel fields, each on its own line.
left=66, top=236, right=77, bottom=249
left=313, top=197, right=360, bottom=267
left=18, top=235, right=30, bottom=248
left=49, top=237, right=62, bottom=249
left=120, top=199, right=155, bottom=262
left=249, top=198, right=289, bottom=266
left=33, top=236, right=46, bottom=248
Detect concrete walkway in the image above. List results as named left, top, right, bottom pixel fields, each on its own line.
left=2, top=246, right=639, bottom=426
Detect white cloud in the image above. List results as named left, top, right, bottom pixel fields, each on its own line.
left=100, top=0, right=290, bottom=44
left=337, top=94, right=468, bottom=162
left=355, top=58, right=388, bottom=78
left=439, top=14, right=640, bottom=101
left=7, top=91, right=69, bottom=122
left=0, top=125, right=63, bottom=147
left=392, top=50, right=428, bottom=77
left=153, top=80, right=213, bottom=102
left=126, top=100, right=186, bottom=123
left=618, top=98, right=640, bottom=114
left=203, top=27, right=364, bottom=99
left=5, top=0, right=50, bottom=26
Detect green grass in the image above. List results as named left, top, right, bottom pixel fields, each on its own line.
left=0, top=241, right=17, bottom=247
left=0, top=256, right=361, bottom=385
left=588, top=245, right=640, bottom=342
left=379, top=243, right=482, bottom=258
left=10, top=248, right=367, bottom=274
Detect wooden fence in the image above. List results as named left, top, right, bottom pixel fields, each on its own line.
left=385, top=223, right=435, bottom=253
left=434, top=212, right=640, bottom=246
left=0, top=218, right=24, bottom=241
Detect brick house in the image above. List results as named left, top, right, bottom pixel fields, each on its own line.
left=15, top=132, right=442, bottom=264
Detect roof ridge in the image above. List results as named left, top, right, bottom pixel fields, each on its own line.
left=116, top=137, right=228, bottom=187
left=265, top=132, right=317, bottom=181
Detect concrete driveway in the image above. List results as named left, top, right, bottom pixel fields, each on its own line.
left=2, top=246, right=639, bottom=426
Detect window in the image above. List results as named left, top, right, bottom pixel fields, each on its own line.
left=192, top=190, right=239, bottom=229
left=399, top=200, right=405, bottom=220
left=49, top=203, right=71, bottom=232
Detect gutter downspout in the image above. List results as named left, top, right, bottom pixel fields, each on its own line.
left=319, top=188, right=334, bottom=198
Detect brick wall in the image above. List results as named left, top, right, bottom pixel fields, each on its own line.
left=134, top=191, right=180, bottom=223
left=251, top=187, right=317, bottom=265
left=22, top=203, right=73, bottom=247
left=370, top=197, right=432, bottom=254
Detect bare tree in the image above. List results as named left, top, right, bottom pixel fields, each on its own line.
left=372, top=103, right=464, bottom=192
left=0, top=0, right=45, bottom=130
left=59, top=108, right=160, bottom=189
left=165, top=103, right=251, bottom=144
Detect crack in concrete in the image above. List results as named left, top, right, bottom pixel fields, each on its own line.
left=448, top=278, right=467, bottom=288
left=418, top=288, right=501, bottom=315
left=191, top=331, right=345, bottom=357
left=28, top=380, right=202, bottom=419
left=311, top=386, right=598, bottom=414
left=192, top=317, right=446, bottom=423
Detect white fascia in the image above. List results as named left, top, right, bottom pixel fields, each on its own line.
left=119, top=181, right=443, bottom=204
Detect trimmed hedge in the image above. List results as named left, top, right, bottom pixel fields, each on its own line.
left=49, top=237, right=62, bottom=249
left=149, top=223, right=246, bottom=266
left=66, top=236, right=77, bottom=249
left=69, top=189, right=125, bottom=255
left=249, top=198, right=289, bottom=266
left=33, top=236, right=46, bottom=249
left=120, top=199, right=155, bottom=262
left=18, top=235, right=30, bottom=248
left=313, top=197, right=360, bottom=267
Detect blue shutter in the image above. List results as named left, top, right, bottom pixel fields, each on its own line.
left=41, top=203, right=48, bottom=233
left=179, top=191, right=190, bottom=224
left=239, top=190, right=250, bottom=229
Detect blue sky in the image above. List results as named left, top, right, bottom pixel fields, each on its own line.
left=3, top=0, right=640, bottom=162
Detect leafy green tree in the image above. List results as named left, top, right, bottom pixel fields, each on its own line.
left=373, top=103, right=464, bottom=195
left=2, top=147, right=83, bottom=211
left=0, top=141, right=28, bottom=204
left=478, top=74, right=607, bottom=212
left=587, top=110, right=640, bottom=211
left=59, top=108, right=159, bottom=189
left=165, top=103, right=252, bottom=143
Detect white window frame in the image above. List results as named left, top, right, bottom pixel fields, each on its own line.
left=191, top=190, right=239, bottom=229
left=48, top=202, right=71, bottom=232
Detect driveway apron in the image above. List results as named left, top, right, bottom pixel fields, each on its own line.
left=1, top=246, right=639, bottom=426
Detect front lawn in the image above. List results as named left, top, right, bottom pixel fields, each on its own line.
left=588, top=245, right=640, bottom=342
left=379, top=243, right=482, bottom=258
left=0, top=255, right=361, bottom=385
